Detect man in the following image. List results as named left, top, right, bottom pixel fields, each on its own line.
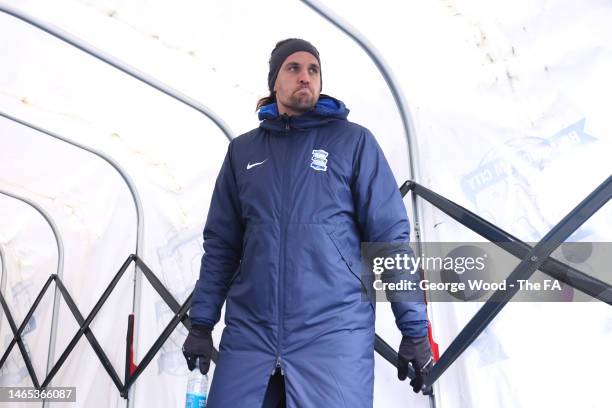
left=183, top=38, right=433, bottom=407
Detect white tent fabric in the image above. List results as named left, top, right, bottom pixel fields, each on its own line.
left=0, top=1, right=610, bottom=407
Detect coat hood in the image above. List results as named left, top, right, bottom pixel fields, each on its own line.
left=258, top=94, right=350, bottom=132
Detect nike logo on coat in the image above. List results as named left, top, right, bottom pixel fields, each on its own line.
left=246, top=159, right=267, bottom=170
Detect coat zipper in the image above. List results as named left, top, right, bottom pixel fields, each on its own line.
left=275, top=114, right=290, bottom=376
left=273, top=355, right=284, bottom=375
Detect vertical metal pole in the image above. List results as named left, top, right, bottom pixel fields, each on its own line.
left=0, top=190, right=64, bottom=407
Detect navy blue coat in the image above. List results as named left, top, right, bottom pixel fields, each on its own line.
left=190, top=96, right=428, bottom=407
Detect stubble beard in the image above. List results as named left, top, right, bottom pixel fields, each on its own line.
left=286, top=93, right=316, bottom=114
left=288, top=87, right=316, bottom=113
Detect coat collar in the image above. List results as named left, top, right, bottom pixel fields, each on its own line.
left=258, top=95, right=349, bottom=132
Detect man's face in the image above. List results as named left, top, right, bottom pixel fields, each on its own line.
left=273, top=51, right=321, bottom=116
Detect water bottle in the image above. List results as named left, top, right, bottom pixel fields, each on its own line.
left=185, top=358, right=208, bottom=408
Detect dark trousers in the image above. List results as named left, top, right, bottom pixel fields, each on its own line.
left=262, top=368, right=286, bottom=408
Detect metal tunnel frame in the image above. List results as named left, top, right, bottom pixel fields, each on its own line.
left=1, top=2, right=610, bottom=405
left=0, top=189, right=64, bottom=393
left=0, top=253, right=212, bottom=398
left=0, top=4, right=236, bottom=405
left=0, top=4, right=234, bottom=142
left=399, top=181, right=612, bottom=305
left=403, top=176, right=612, bottom=390
left=0, top=111, right=143, bottom=406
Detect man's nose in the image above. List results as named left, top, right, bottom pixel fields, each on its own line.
left=298, top=69, right=310, bottom=83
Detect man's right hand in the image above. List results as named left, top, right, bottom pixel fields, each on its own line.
left=182, top=324, right=214, bottom=374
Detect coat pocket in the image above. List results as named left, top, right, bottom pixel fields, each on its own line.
left=322, top=225, right=375, bottom=312
left=228, top=223, right=256, bottom=290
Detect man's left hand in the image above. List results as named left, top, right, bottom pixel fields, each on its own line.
left=397, top=335, right=434, bottom=393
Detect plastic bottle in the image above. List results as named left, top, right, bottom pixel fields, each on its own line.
left=185, top=359, right=208, bottom=408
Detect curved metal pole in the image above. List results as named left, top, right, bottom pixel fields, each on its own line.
left=300, top=0, right=422, bottom=206
left=300, top=1, right=436, bottom=405
left=0, top=112, right=142, bottom=406
left=0, top=189, right=64, bottom=392
left=0, top=5, right=235, bottom=406
left=0, top=4, right=237, bottom=405
left=0, top=3, right=234, bottom=142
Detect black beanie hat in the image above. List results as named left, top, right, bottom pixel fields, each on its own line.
left=267, top=38, right=321, bottom=92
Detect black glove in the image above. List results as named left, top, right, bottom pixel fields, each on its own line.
left=182, top=324, right=213, bottom=374
left=397, top=335, right=434, bottom=393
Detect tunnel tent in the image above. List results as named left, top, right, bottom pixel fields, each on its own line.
left=0, top=1, right=611, bottom=407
